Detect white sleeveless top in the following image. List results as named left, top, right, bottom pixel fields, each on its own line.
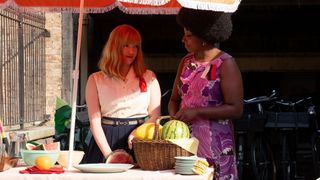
left=90, top=68, right=161, bottom=118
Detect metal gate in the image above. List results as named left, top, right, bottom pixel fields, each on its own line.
left=0, top=8, right=47, bottom=129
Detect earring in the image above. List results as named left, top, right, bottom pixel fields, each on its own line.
left=202, top=42, right=206, bottom=47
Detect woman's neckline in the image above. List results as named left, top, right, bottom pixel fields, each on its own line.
left=193, top=48, right=223, bottom=63
left=192, top=51, right=224, bottom=65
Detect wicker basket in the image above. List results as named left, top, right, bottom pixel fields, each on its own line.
left=132, top=116, right=193, bottom=170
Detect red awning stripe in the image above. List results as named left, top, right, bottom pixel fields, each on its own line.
left=0, top=0, right=181, bottom=14
left=15, top=0, right=116, bottom=8
left=0, top=0, right=240, bottom=13
left=119, top=0, right=171, bottom=6
left=119, top=1, right=180, bottom=14
left=118, top=6, right=179, bottom=14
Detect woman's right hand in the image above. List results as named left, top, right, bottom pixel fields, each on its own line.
left=127, top=132, right=135, bottom=150
left=174, top=107, right=198, bottom=123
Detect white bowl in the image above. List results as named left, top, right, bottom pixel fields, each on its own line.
left=57, top=150, right=84, bottom=168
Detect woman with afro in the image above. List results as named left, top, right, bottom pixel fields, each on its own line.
left=168, top=8, right=243, bottom=179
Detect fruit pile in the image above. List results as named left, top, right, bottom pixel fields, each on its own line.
left=26, top=141, right=60, bottom=151
left=134, top=119, right=190, bottom=140
left=23, top=141, right=61, bottom=171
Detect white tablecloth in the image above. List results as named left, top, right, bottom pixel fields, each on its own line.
left=0, top=166, right=213, bottom=180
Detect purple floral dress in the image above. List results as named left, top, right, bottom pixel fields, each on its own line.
left=179, top=52, right=237, bottom=180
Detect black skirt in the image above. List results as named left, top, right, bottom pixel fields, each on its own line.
left=81, top=117, right=146, bottom=163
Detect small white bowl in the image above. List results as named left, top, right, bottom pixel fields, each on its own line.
left=57, top=150, right=84, bottom=168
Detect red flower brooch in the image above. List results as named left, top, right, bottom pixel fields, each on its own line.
left=139, top=77, right=147, bottom=92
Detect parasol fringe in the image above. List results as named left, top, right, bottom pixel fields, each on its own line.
left=2, top=4, right=118, bottom=14
left=1, top=1, right=179, bottom=14
left=119, top=0, right=170, bottom=6
left=118, top=5, right=179, bottom=14
left=0, top=0, right=14, bottom=10
left=177, top=0, right=241, bottom=13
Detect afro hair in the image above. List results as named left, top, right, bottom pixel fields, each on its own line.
left=176, top=7, right=233, bottom=46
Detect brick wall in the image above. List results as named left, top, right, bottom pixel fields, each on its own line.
left=45, top=13, right=62, bottom=120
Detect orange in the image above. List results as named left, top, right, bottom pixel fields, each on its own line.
left=35, top=156, right=52, bottom=170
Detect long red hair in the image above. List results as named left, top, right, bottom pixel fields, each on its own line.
left=99, top=24, right=146, bottom=79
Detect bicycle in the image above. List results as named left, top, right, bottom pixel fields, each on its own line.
left=309, top=101, right=320, bottom=178
left=265, top=95, right=316, bottom=179
left=235, top=90, right=277, bottom=180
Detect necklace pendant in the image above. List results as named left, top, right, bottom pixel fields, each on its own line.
left=188, top=62, right=197, bottom=70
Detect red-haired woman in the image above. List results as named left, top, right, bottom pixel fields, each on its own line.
left=82, top=24, right=161, bottom=163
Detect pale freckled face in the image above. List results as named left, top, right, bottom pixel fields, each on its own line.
left=121, top=43, right=138, bottom=66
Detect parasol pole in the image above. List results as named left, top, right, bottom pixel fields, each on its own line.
left=67, top=0, right=85, bottom=169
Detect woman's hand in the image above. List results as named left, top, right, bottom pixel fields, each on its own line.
left=104, top=151, right=112, bottom=162
left=128, top=131, right=136, bottom=149
left=174, top=107, right=198, bottom=123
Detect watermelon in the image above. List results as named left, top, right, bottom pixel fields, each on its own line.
left=37, top=142, right=60, bottom=151
left=161, top=120, right=190, bottom=140
left=26, top=143, right=38, bottom=150
left=27, top=141, right=40, bottom=146
left=106, top=149, right=134, bottom=164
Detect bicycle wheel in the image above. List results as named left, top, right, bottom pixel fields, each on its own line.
left=236, top=133, right=245, bottom=180
left=250, top=135, right=276, bottom=180
left=312, top=133, right=320, bottom=178
left=280, top=133, right=293, bottom=180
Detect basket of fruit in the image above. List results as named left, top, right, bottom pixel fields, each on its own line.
left=132, top=116, right=197, bottom=170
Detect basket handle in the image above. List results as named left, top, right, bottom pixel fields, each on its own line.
left=153, top=115, right=171, bottom=140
